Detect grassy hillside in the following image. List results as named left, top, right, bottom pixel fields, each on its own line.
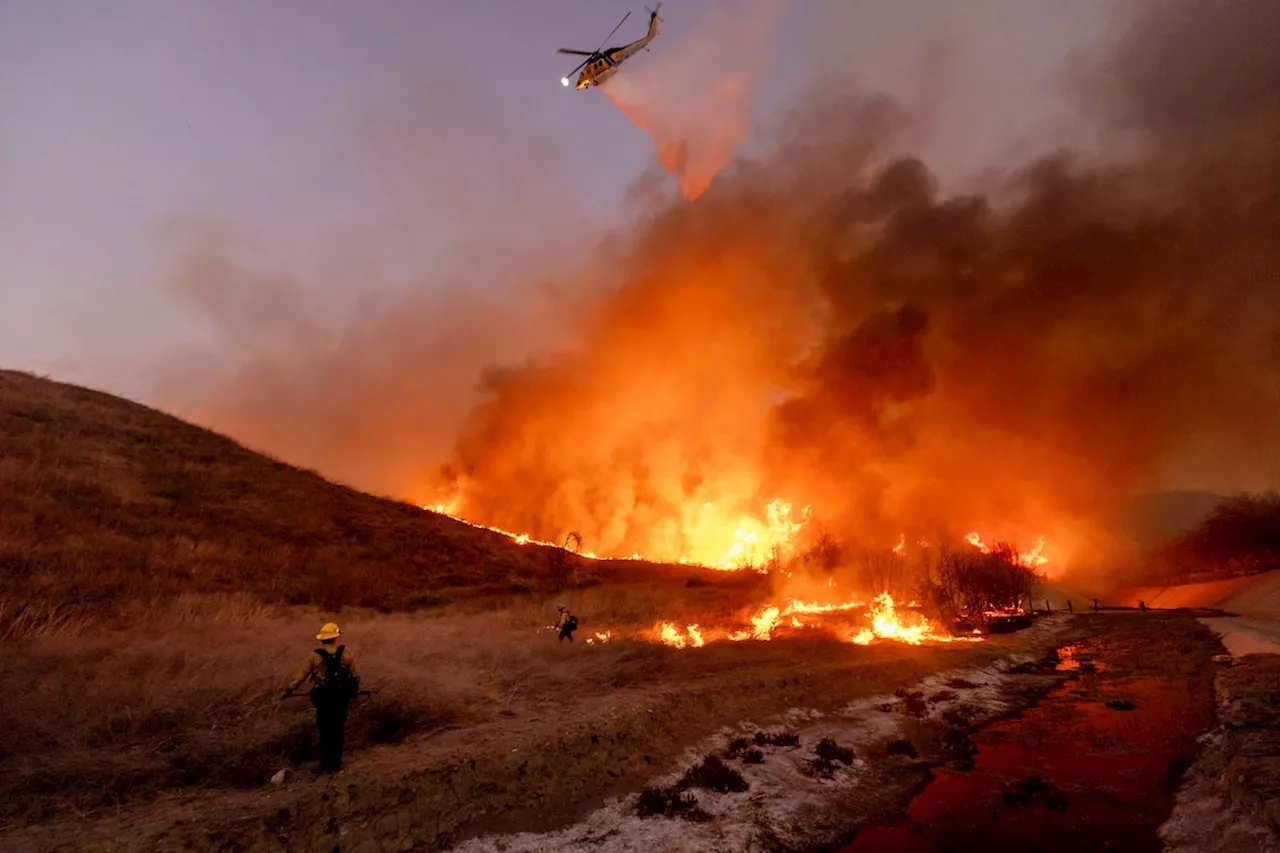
left=0, top=369, right=698, bottom=636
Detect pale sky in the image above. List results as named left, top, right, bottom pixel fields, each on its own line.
left=1, top=0, right=1120, bottom=404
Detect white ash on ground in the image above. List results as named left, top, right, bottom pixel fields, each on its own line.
left=1158, top=651, right=1280, bottom=853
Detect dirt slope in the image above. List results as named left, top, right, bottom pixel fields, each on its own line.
left=0, top=369, right=688, bottom=630
left=1116, top=572, right=1280, bottom=621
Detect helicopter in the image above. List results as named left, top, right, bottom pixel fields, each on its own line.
left=558, top=4, right=662, bottom=91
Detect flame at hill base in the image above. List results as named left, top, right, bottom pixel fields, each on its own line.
left=647, top=592, right=983, bottom=648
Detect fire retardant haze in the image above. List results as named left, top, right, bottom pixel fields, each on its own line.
left=429, top=0, right=1280, bottom=579
left=600, top=0, right=787, bottom=200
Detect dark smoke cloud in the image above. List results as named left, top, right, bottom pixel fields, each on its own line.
left=437, top=0, right=1280, bottom=575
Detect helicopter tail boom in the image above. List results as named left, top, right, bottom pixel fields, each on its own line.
left=646, top=3, right=663, bottom=39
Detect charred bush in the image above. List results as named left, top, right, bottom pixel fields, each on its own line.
left=742, top=748, right=765, bottom=764
left=724, top=736, right=750, bottom=759
left=754, top=730, right=799, bottom=748
left=886, top=739, right=919, bottom=759
left=636, top=787, right=707, bottom=820
left=679, top=755, right=749, bottom=794
left=936, top=543, right=1041, bottom=615
left=814, top=738, right=854, bottom=765
left=903, top=693, right=928, bottom=717
left=941, top=728, right=978, bottom=767
left=928, top=689, right=958, bottom=704
left=1016, top=774, right=1052, bottom=795
left=946, top=677, right=978, bottom=689
left=807, top=737, right=855, bottom=778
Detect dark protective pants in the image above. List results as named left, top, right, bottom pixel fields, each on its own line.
left=559, top=624, right=575, bottom=641
left=311, top=690, right=350, bottom=771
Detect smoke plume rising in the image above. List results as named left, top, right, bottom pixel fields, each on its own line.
left=160, top=0, right=1280, bottom=588
left=599, top=0, right=785, bottom=200
left=434, top=0, right=1280, bottom=578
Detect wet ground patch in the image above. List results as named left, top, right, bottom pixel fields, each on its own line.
left=837, top=613, right=1222, bottom=853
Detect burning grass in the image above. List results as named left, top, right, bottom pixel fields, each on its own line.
left=2, top=592, right=1008, bottom=832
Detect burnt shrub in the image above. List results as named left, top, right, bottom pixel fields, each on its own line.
left=935, top=543, right=1041, bottom=615
left=814, top=738, right=854, bottom=765
left=946, top=677, right=978, bottom=689
left=742, top=748, right=765, bottom=764
left=807, top=737, right=855, bottom=778
left=886, top=738, right=919, bottom=758
left=679, top=754, right=749, bottom=794
left=636, top=787, right=707, bottom=820
left=754, top=730, right=799, bottom=748
left=724, top=736, right=750, bottom=759
left=942, top=704, right=978, bottom=727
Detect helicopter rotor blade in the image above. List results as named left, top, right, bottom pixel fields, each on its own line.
left=562, top=56, right=591, bottom=80
left=596, top=10, right=631, bottom=52
left=557, top=48, right=594, bottom=55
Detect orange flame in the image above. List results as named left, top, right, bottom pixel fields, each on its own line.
left=849, top=592, right=982, bottom=646
left=425, top=496, right=810, bottom=570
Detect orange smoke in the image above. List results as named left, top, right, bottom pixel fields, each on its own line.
left=599, top=0, right=784, bottom=200
left=163, top=0, right=1280, bottom=599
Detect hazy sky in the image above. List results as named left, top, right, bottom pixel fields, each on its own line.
left=1, top=0, right=1119, bottom=404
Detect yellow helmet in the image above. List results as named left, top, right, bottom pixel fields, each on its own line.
left=316, top=622, right=341, bottom=641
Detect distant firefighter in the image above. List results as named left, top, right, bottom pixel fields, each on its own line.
left=555, top=604, right=579, bottom=642
left=283, top=622, right=360, bottom=773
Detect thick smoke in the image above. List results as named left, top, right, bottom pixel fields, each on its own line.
left=436, top=0, right=1280, bottom=577
left=153, top=1, right=1280, bottom=587
left=599, top=0, right=785, bottom=200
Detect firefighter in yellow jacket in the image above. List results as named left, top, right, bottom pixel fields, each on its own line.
left=555, top=604, right=578, bottom=642
left=283, top=622, right=359, bottom=773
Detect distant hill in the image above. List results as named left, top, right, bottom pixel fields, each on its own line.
left=0, top=369, right=681, bottom=628
left=1118, top=489, right=1227, bottom=547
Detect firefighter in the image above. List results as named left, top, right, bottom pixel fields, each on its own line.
left=283, top=622, right=360, bottom=773
left=555, top=604, right=578, bottom=642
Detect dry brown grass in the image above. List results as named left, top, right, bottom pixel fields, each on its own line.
left=0, top=369, right=761, bottom=638
left=1, top=579, right=766, bottom=826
